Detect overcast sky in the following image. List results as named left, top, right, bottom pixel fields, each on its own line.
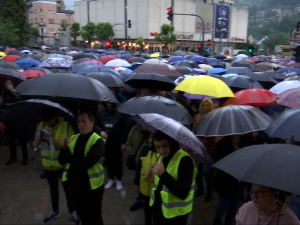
left=64, top=0, right=75, bottom=9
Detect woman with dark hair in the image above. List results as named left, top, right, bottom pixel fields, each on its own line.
left=146, top=131, right=197, bottom=225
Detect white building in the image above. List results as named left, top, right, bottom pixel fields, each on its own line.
left=74, top=0, right=248, bottom=54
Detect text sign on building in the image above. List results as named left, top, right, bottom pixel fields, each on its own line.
left=176, top=34, right=194, bottom=40
left=214, top=5, right=230, bottom=39
left=195, top=3, right=214, bottom=33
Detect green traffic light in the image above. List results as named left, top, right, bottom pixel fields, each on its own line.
left=248, top=49, right=253, bottom=53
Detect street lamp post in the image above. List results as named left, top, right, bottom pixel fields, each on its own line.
left=218, top=0, right=227, bottom=54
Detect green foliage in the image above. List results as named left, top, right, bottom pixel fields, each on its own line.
left=262, top=32, right=288, bottom=54
left=25, top=23, right=39, bottom=37
left=154, top=24, right=177, bottom=50
left=0, top=21, right=21, bottom=47
left=60, top=22, right=69, bottom=31
left=135, top=36, right=144, bottom=45
left=265, top=9, right=277, bottom=18
left=70, top=23, right=81, bottom=44
left=81, top=22, right=96, bottom=47
left=95, top=22, right=113, bottom=41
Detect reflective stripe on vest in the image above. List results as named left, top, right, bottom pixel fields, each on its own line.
left=61, top=133, right=105, bottom=190
left=40, top=121, right=68, bottom=170
left=149, top=149, right=197, bottom=219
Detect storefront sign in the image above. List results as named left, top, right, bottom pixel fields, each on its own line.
left=214, top=5, right=230, bottom=39
left=176, top=34, right=194, bottom=40
left=150, top=32, right=161, bottom=36
left=231, top=37, right=246, bottom=42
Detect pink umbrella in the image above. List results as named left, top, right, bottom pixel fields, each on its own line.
left=80, top=60, right=104, bottom=66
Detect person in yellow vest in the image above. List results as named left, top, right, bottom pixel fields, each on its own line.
left=34, top=107, right=78, bottom=224
left=58, top=111, right=105, bottom=225
left=146, top=131, right=197, bottom=225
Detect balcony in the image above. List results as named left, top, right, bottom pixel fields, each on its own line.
left=38, top=22, right=46, bottom=26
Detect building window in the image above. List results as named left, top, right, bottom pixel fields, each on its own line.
left=61, top=20, right=67, bottom=24
left=40, top=9, right=42, bottom=13
left=35, top=18, right=37, bottom=23
left=34, top=9, right=37, bottom=13
left=49, top=28, right=55, bottom=33
left=49, top=19, right=54, bottom=24
left=40, top=18, right=43, bottom=23
left=48, top=9, right=55, bottom=13
left=30, top=19, right=33, bottom=24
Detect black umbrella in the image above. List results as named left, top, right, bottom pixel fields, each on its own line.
left=213, top=55, right=226, bottom=60
left=124, top=73, right=176, bottom=91
left=263, top=71, right=286, bottom=81
left=231, top=59, right=256, bottom=70
left=72, top=63, right=95, bottom=73
left=285, top=75, right=300, bottom=81
left=194, top=105, right=272, bottom=136
left=118, top=96, right=193, bottom=125
left=48, top=68, right=69, bottom=73
left=6, top=50, right=24, bottom=56
left=170, top=61, right=199, bottom=69
left=0, top=68, right=26, bottom=84
left=87, top=72, right=123, bottom=88
left=0, top=61, right=22, bottom=70
left=73, top=53, right=98, bottom=60
left=213, top=144, right=300, bottom=195
left=227, top=67, right=253, bottom=75
left=209, top=63, right=224, bottom=68
left=27, top=54, right=43, bottom=61
left=174, top=66, right=194, bottom=74
left=265, top=109, right=300, bottom=141
left=131, top=57, right=146, bottom=63
left=15, top=73, right=118, bottom=103
left=140, top=54, right=151, bottom=59
left=75, top=64, right=103, bottom=75
left=26, top=67, right=53, bottom=74
left=72, top=58, right=98, bottom=64
left=245, top=72, right=278, bottom=89
left=223, top=75, right=264, bottom=90
left=1, top=99, right=76, bottom=139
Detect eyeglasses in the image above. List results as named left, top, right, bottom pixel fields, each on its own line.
left=249, top=190, right=275, bottom=198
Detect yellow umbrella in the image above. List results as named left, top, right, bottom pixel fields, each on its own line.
left=0, top=52, right=6, bottom=59
left=174, top=76, right=234, bottom=98
left=150, top=53, right=160, bottom=58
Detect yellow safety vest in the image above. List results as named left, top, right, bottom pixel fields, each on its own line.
left=61, top=132, right=105, bottom=190
left=140, top=150, right=157, bottom=197
left=149, top=149, right=197, bottom=219
left=40, top=121, right=68, bottom=171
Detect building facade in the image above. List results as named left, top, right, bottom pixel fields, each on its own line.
left=28, top=0, right=74, bottom=46
left=74, top=0, right=248, bottom=54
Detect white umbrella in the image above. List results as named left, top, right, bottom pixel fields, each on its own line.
left=270, top=81, right=300, bottom=94
left=144, top=58, right=166, bottom=64
left=199, top=64, right=213, bottom=71
left=236, top=54, right=248, bottom=60
left=21, top=50, right=30, bottom=54
left=105, top=59, right=131, bottom=67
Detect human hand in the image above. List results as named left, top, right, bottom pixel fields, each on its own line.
left=100, top=131, right=108, bottom=139
left=62, top=137, right=69, bottom=149
left=5, top=81, right=14, bottom=92
left=153, top=160, right=165, bottom=177
left=121, top=144, right=126, bottom=152
left=145, top=168, right=154, bottom=182
left=53, top=140, right=61, bottom=148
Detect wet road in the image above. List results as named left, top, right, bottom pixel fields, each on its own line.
left=0, top=146, right=217, bottom=224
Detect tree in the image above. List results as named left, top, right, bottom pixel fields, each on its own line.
left=70, top=22, right=81, bottom=45
left=95, top=22, right=113, bottom=41
left=25, top=23, right=39, bottom=37
left=265, top=9, right=277, bottom=18
left=154, top=24, right=177, bottom=52
left=135, top=36, right=144, bottom=51
left=60, top=22, right=69, bottom=31
left=81, top=22, right=96, bottom=47
left=0, top=21, right=20, bottom=47
left=263, top=33, right=288, bottom=54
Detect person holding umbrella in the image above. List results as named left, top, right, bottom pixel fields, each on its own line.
left=236, top=183, right=300, bottom=225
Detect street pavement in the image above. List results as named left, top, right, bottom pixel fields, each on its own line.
left=0, top=145, right=218, bottom=224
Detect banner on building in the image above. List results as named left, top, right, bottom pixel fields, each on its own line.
left=195, top=3, right=214, bottom=34
left=214, top=5, right=230, bottom=39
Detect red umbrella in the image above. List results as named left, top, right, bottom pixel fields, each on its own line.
left=2, top=55, right=21, bottom=63
left=99, top=55, right=117, bottom=64
left=127, top=57, right=137, bottom=62
left=21, top=70, right=46, bottom=79
left=5, top=48, right=16, bottom=53
left=224, top=88, right=277, bottom=106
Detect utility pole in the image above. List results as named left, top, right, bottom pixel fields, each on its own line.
left=87, top=0, right=90, bottom=22
left=171, top=0, right=174, bottom=26
left=124, top=0, right=128, bottom=39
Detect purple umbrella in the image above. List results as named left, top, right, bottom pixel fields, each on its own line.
left=184, top=93, right=216, bottom=100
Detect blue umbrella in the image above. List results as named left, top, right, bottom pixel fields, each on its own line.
left=207, top=68, right=227, bottom=75
left=277, top=67, right=300, bottom=74
left=100, top=53, right=106, bottom=57
left=130, top=62, right=143, bottom=71
left=169, top=56, right=186, bottom=63
left=209, top=63, right=224, bottom=68
left=15, top=58, right=40, bottom=70
left=71, top=63, right=102, bottom=73
left=120, top=54, right=133, bottom=60
left=206, top=58, right=218, bottom=63
left=227, top=67, right=253, bottom=75
left=190, top=56, right=207, bottom=62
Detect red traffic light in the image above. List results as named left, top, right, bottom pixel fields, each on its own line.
left=197, top=44, right=202, bottom=48
left=105, top=41, right=112, bottom=47
left=167, top=7, right=172, bottom=12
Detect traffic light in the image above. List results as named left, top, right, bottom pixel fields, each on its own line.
left=292, top=45, right=300, bottom=62
left=167, top=7, right=173, bottom=21
left=297, top=21, right=300, bottom=31
left=128, top=20, right=131, bottom=28
left=197, top=44, right=203, bottom=54
left=105, top=41, right=112, bottom=48
left=248, top=45, right=254, bottom=57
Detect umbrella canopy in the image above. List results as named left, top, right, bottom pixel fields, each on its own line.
left=1, top=99, right=76, bottom=138
left=183, top=93, right=216, bottom=100
left=5, top=48, right=16, bottom=52
left=15, top=58, right=40, bottom=70
left=118, top=96, right=193, bottom=125
left=206, top=58, right=219, bottom=63
left=246, top=72, right=278, bottom=85
left=6, top=50, right=23, bottom=56
left=194, top=105, right=272, bottom=136
left=73, top=58, right=98, bottom=64
left=0, top=52, right=7, bottom=59
left=207, top=68, right=227, bottom=75
left=236, top=54, right=248, bottom=59
left=285, top=75, right=300, bottom=81
left=227, top=67, right=253, bottom=75
left=143, top=58, right=166, bottom=64
left=213, top=55, right=226, bottom=60
left=27, top=54, right=43, bottom=61
left=274, top=88, right=300, bottom=108
left=15, top=73, right=118, bottom=103
left=134, top=64, right=183, bottom=78
left=150, top=53, right=160, bottom=58
left=174, top=66, right=194, bottom=74
left=99, top=55, right=117, bottom=64
left=72, top=63, right=99, bottom=73
left=265, top=108, right=300, bottom=141
left=26, top=67, right=52, bottom=74
left=39, top=57, right=72, bottom=68
left=223, top=75, right=264, bottom=90
left=131, top=57, right=146, bottom=63
left=134, top=113, right=208, bottom=162
left=269, top=81, right=300, bottom=94
left=169, top=56, right=186, bottom=63
left=170, top=61, right=199, bottom=69
left=277, top=67, right=300, bottom=74
left=73, top=53, right=98, bottom=60
left=120, top=53, right=133, bottom=60
left=174, top=50, right=185, bottom=56
left=0, top=61, right=21, bottom=70
left=0, top=68, right=26, bottom=84
left=224, top=89, right=277, bottom=106
left=124, top=73, right=175, bottom=91
left=199, top=64, right=213, bottom=71
left=87, top=72, right=123, bottom=88
left=21, top=70, right=46, bottom=79
left=41, top=54, right=71, bottom=61
left=76, top=64, right=122, bottom=79
left=231, top=59, right=256, bottom=70
left=105, top=59, right=131, bottom=67
left=254, top=62, right=274, bottom=72
left=80, top=60, right=104, bottom=66
left=263, top=71, right=286, bottom=81
left=190, top=56, right=207, bottom=63
left=2, top=55, right=21, bottom=62
left=212, top=144, right=300, bottom=195
left=209, top=62, right=224, bottom=68
left=175, top=76, right=234, bottom=98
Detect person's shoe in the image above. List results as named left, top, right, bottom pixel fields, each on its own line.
left=130, top=202, right=143, bottom=212
left=70, top=211, right=80, bottom=225
left=6, top=158, right=17, bottom=166
left=22, top=158, right=28, bottom=166
left=116, top=180, right=123, bottom=191
left=41, top=171, right=47, bottom=179
left=104, top=179, right=115, bottom=189
left=44, top=211, right=60, bottom=223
